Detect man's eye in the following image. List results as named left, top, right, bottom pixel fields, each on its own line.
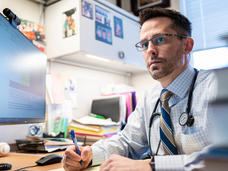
left=141, top=42, right=149, bottom=49
left=153, top=37, right=165, bottom=45
left=157, top=37, right=165, bottom=43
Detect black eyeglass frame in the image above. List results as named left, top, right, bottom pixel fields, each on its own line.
left=135, top=33, right=188, bottom=51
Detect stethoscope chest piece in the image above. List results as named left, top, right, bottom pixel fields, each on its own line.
left=179, top=112, right=194, bottom=127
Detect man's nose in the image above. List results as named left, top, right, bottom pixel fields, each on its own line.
left=146, top=41, right=158, bottom=57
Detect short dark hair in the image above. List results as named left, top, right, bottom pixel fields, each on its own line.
left=139, top=7, right=192, bottom=36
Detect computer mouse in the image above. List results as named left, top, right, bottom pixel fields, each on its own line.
left=36, top=154, right=63, bottom=166
left=0, top=163, right=12, bottom=170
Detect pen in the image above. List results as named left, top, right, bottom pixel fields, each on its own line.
left=70, top=130, right=83, bottom=167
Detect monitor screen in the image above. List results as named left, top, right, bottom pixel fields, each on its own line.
left=91, top=96, right=121, bottom=122
left=0, top=13, right=46, bottom=124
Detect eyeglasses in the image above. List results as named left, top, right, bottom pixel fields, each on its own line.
left=135, top=33, right=188, bottom=51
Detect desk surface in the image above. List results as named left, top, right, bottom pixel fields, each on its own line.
left=0, top=152, right=99, bottom=171
left=0, top=152, right=63, bottom=171
left=50, top=166, right=99, bottom=171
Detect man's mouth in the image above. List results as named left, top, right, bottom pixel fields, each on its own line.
left=149, top=60, right=162, bottom=67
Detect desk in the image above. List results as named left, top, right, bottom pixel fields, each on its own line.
left=50, top=166, right=99, bottom=171
left=0, top=152, right=99, bottom=171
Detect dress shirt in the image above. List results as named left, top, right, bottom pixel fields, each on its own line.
left=91, top=66, right=217, bottom=171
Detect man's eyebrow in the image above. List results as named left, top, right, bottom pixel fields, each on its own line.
left=139, top=33, right=161, bottom=42
left=138, top=38, right=149, bottom=44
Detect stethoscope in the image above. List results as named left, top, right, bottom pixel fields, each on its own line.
left=148, top=68, right=198, bottom=157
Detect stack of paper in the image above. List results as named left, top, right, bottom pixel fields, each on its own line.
left=16, top=138, right=76, bottom=153
left=68, top=115, right=120, bottom=145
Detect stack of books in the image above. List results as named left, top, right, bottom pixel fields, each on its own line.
left=68, top=115, right=121, bottom=145
left=200, top=68, right=228, bottom=171
left=201, top=146, right=228, bottom=171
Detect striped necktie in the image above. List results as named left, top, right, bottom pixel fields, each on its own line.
left=159, top=89, right=178, bottom=155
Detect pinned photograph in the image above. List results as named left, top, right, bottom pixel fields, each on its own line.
left=114, top=16, right=123, bottom=39
left=63, top=8, right=76, bottom=38
left=82, top=0, right=93, bottom=20
left=95, top=5, right=112, bottom=45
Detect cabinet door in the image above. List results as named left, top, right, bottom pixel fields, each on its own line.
left=45, top=0, right=146, bottom=72
left=80, top=0, right=145, bottom=68
left=45, top=0, right=80, bottom=59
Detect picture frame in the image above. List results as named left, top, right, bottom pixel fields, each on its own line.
left=132, top=0, right=170, bottom=15
left=137, top=0, right=170, bottom=10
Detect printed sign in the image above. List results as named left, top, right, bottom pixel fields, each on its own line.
left=114, top=16, right=123, bottom=39
left=63, top=8, right=76, bottom=38
left=82, top=0, right=93, bottom=20
left=95, top=5, right=112, bottom=45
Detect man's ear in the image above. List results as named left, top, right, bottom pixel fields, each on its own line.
left=184, top=37, right=194, bottom=55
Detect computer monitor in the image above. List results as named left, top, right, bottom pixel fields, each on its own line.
left=0, top=13, right=46, bottom=124
left=91, top=96, right=126, bottom=123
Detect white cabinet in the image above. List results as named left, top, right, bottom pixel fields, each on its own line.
left=45, top=0, right=146, bottom=73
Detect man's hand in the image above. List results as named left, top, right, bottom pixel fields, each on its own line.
left=100, top=154, right=151, bottom=171
left=63, top=145, right=92, bottom=171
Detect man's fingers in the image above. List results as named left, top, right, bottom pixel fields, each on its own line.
left=81, top=146, right=91, bottom=159
left=63, top=145, right=87, bottom=171
left=63, top=154, right=82, bottom=171
left=65, top=149, right=82, bottom=162
left=81, top=146, right=92, bottom=167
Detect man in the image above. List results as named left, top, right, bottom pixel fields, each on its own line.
left=63, top=7, right=217, bottom=171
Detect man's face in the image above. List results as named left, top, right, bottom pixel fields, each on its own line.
left=140, top=17, right=189, bottom=81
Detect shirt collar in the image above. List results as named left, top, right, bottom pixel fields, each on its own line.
left=167, top=66, right=195, bottom=99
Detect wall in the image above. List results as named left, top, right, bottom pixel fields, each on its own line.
left=49, top=61, right=130, bottom=119
left=106, top=0, right=116, bottom=5
left=106, top=0, right=132, bottom=14
left=169, top=0, right=180, bottom=11
left=45, top=0, right=81, bottom=59
left=131, top=72, right=157, bottom=99
left=121, top=0, right=131, bottom=13
left=79, top=0, right=143, bottom=67
left=45, top=0, right=145, bottom=69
